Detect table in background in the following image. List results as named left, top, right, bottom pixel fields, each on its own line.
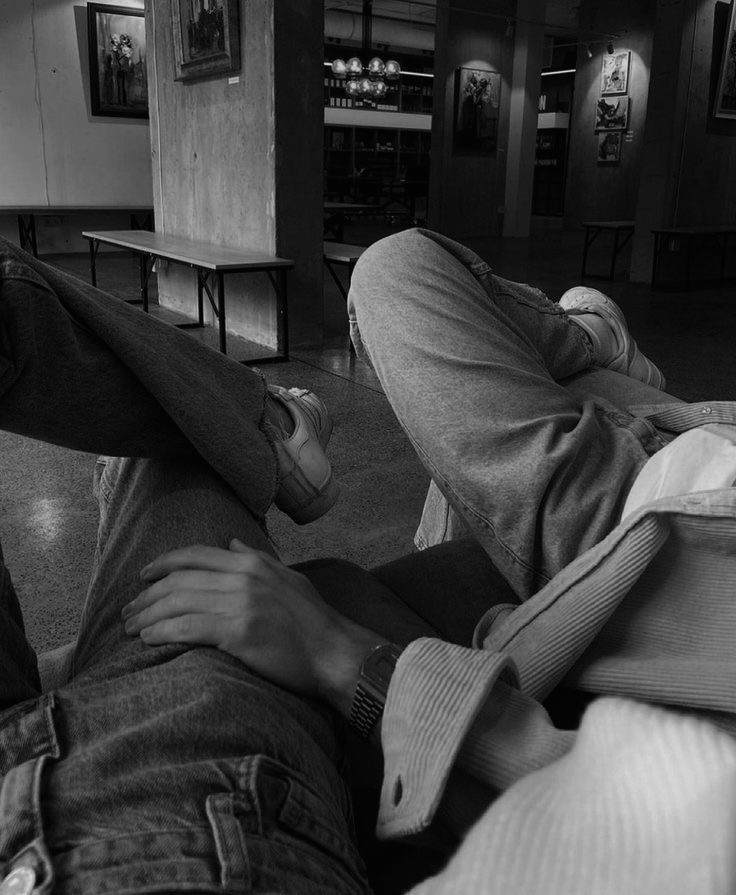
left=651, top=225, right=736, bottom=290
left=581, top=220, right=635, bottom=280
left=83, top=229, right=292, bottom=364
left=324, top=202, right=373, bottom=241
left=0, top=206, right=153, bottom=257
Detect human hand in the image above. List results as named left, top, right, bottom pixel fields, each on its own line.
left=122, top=540, right=384, bottom=713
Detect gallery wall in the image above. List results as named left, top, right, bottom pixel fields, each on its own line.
left=563, top=0, right=656, bottom=227
left=429, top=0, right=515, bottom=240
left=0, top=0, right=152, bottom=252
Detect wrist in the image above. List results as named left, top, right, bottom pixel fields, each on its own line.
left=315, top=615, right=389, bottom=718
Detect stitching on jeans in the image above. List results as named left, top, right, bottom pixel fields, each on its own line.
left=405, top=427, right=547, bottom=587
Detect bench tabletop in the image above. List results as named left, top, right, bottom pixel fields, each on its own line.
left=582, top=220, right=636, bottom=229
left=1, top=205, right=153, bottom=214
left=83, top=230, right=294, bottom=271
left=324, top=241, right=368, bottom=261
left=324, top=202, right=374, bottom=212
left=651, top=225, right=736, bottom=235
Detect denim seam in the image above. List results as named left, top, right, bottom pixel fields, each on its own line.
left=404, top=428, right=550, bottom=589
left=492, top=287, right=561, bottom=316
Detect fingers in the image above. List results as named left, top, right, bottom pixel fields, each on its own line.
left=141, top=543, right=277, bottom=582
left=136, top=612, right=226, bottom=648
left=123, top=588, right=237, bottom=635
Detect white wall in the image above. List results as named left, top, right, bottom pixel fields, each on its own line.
left=0, top=0, right=153, bottom=252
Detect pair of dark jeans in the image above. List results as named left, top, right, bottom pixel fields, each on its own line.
left=0, top=238, right=371, bottom=893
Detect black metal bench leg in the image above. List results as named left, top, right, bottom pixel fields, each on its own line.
left=88, top=239, right=99, bottom=287
left=610, top=229, right=620, bottom=281
left=582, top=227, right=599, bottom=278
left=217, top=272, right=227, bottom=354
left=17, top=214, right=38, bottom=257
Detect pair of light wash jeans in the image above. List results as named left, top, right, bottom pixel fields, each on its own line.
left=0, top=238, right=370, bottom=893
left=348, top=227, right=667, bottom=601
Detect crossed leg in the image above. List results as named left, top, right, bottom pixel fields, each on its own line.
left=348, top=228, right=663, bottom=599
left=0, top=239, right=371, bottom=893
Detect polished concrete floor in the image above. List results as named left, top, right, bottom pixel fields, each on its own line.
left=1, top=219, right=735, bottom=655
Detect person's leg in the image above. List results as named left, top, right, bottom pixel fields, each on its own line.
left=3, top=454, right=368, bottom=893
left=0, top=539, right=42, bottom=709
left=0, top=234, right=277, bottom=517
left=348, top=228, right=665, bottom=600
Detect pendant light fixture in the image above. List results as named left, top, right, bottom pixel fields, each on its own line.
left=330, top=0, right=401, bottom=100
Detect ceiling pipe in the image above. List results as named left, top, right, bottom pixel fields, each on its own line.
left=324, top=8, right=435, bottom=52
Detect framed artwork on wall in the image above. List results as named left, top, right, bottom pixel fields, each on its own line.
left=597, top=131, right=622, bottom=164
left=87, top=3, right=148, bottom=118
left=600, top=51, right=631, bottom=95
left=453, top=67, right=501, bottom=154
left=595, top=96, right=629, bottom=131
left=171, top=0, right=241, bottom=81
left=714, top=0, right=736, bottom=118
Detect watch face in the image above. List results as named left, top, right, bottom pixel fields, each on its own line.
left=363, top=644, right=401, bottom=690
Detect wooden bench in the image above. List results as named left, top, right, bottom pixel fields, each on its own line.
left=0, top=205, right=153, bottom=257
left=83, top=229, right=292, bottom=364
left=581, top=220, right=635, bottom=280
left=323, top=241, right=368, bottom=301
left=651, top=225, right=736, bottom=289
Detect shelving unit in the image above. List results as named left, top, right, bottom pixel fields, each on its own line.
left=533, top=64, right=576, bottom=217
left=322, top=47, right=433, bottom=218
left=324, top=125, right=430, bottom=215
left=323, top=71, right=433, bottom=116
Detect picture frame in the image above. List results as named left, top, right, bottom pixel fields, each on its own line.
left=597, top=131, right=622, bottom=164
left=600, top=51, right=631, bottom=96
left=87, top=3, right=148, bottom=118
left=714, top=0, right=736, bottom=118
left=171, top=0, right=241, bottom=82
left=453, top=67, right=501, bottom=155
left=595, top=96, right=629, bottom=131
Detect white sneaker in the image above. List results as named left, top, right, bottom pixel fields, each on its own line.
left=560, top=286, right=666, bottom=390
left=267, top=386, right=340, bottom=524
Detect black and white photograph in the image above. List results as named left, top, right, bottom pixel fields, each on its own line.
left=2, top=2, right=736, bottom=894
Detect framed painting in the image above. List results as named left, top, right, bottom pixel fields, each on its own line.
left=171, top=0, right=241, bottom=81
left=714, top=0, right=736, bottom=118
left=87, top=3, right=148, bottom=118
left=600, top=51, right=631, bottom=95
left=597, top=131, right=622, bottom=164
left=595, top=95, right=629, bottom=131
left=453, top=67, right=501, bottom=154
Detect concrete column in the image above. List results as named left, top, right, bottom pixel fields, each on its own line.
left=502, top=0, right=544, bottom=237
left=146, top=0, right=324, bottom=349
left=629, top=0, right=691, bottom=281
left=428, top=0, right=515, bottom=241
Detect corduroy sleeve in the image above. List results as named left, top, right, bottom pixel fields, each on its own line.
left=377, top=638, right=574, bottom=839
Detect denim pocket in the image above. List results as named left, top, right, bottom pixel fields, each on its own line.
left=206, top=754, right=368, bottom=894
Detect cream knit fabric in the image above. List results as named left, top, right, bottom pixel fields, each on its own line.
left=411, top=697, right=736, bottom=894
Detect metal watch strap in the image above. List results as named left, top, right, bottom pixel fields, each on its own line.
left=350, top=685, right=385, bottom=740
left=348, top=643, right=402, bottom=740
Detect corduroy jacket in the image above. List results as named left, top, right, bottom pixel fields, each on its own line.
left=377, top=400, right=736, bottom=893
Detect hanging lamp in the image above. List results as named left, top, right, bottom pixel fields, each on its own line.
left=330, top=1, right=401, bottom=99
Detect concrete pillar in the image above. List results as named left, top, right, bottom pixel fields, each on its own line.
left=630, top=0, right=736, bottom=281
left=145, top=0, right=324, bottom=349
left=502, top=0, right=544, bottom=237
left=629, top=0, right=691, bottom=281
left=428, top=0, right=515, bottom=241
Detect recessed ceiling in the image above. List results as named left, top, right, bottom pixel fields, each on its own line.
left=324, top=1, right=581, bottom=32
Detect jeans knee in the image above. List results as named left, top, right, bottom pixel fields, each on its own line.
left=349, top=228, right=435, bottom=315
